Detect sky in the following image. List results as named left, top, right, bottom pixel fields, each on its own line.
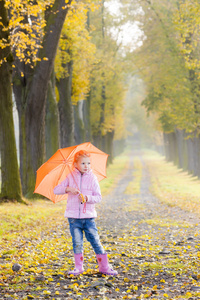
left=105, top=0, right=143, bottom=51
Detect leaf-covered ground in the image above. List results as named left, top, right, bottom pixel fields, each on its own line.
left=0, top=150, right=200, bottom=300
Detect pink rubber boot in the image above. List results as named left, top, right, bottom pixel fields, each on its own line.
left=96, top=253, right=118, bottom=276
left=68, top=253, right=84, bottom=275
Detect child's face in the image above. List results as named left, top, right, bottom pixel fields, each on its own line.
left=75, top=156, right=91, bottom=174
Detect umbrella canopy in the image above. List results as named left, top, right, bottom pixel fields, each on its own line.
left=34, top=142, right=109, bottom=203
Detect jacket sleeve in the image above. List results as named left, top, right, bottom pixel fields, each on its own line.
left=53, top=177, right=69, bottom=195
left=86, top=175, right=102, bottom=204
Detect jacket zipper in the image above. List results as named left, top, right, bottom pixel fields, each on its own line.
left=79, top=173, right=83, bottom=218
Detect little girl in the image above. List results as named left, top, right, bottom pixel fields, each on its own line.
left=53, top=150, right=118, bottom=276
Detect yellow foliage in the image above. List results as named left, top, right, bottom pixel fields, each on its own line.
left=133, top=0, right=198, bottom=132
left=55, top=1, right=97, bottom=103
left=0, top=0, right=51, bottom=65
left=174, top=1, right=200, bottom=73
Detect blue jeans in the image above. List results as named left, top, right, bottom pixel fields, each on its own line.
left=68, top=218, right=105, bottom=254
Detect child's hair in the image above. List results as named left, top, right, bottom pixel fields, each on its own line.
left=73, top=150, right=90, bottom=164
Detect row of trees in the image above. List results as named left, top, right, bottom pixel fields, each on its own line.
left=0, top=0, right=128, bottom=202
left=125, top=0, right=200, bottom=177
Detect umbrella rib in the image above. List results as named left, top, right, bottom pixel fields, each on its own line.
left=59, top=148, right=77, bottom=164
left=59, top=149, right=67, bottom=161
left=58, top=149, right=80, bottom=189
left=56, top=163, right=67, bottom=186
left=67, top=147, right=78, bottom=162
left=94, top=169, right=107, bottom=178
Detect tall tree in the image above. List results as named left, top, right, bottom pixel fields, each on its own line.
left=0, top=0, right=22, bottom=202
left=12, top=0, right=72, bottom=197
left=89, top=1, right=127, bottom=158
left=55, top=1, right=96, bottom=147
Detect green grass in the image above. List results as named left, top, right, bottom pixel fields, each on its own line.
left=143, top=149, right=200, bottom=215
left=142, top=217, right=193, bottom=228
left=100, top=151, right=129, bottom=195
left=0, top=200, right=65, bottom=239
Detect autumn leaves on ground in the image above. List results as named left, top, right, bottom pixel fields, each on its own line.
left=1, top=150, right=200, bottom=300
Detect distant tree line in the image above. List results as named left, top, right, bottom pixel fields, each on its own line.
left=126, top=0, right=200, bottom=177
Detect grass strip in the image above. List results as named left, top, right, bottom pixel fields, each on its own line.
left=125, top=156, right=142, bottom=195
left=100, top=151, right=129, bottom=195
left=143, top=149, right=200, bottom=215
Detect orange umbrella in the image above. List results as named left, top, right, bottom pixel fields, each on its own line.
left=34, top=142, right=109, bottom=203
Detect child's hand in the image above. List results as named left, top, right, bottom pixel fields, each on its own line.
left=78, top=194, right=88, bottom=203
left=66, top=187, right=80, bottom=195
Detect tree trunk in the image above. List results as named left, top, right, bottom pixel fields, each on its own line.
left=187, top=131, right=200, bottom=178
left=186, top=135, right=195, bottom=175
left=105, top=131, right=114, bottom=164
left=84, top=11, right=92, bottom=143
left=93, top=83, right=106, bottom=151
left=168, top=132, right=178, bottom=166
left=193, top=134, right=200, bottom=178
left=175, top=128, right=188, bottom=170
left=83, top=94, right=92, bottom=142
left=182, top=130, right=188, bottom=171
left=13, top=71, right=30, bottom=195
left=74, top=101, right=86, bottom=145
left=187, top=138, right=195, bottom=174
left=163, top=132, right=170, bottom=161
left=45, top=71, right=60, bottom=160
left=113, top=138, right=126, bottom=156
left=0, top=1, right=22, bottom=201
left=57, top=59, right=74, bottom=147
left=13, top=0, right=72, bottom=197
left=164, top=132, right=178, bottom=165
left=92, top=134, right=102, bottom=149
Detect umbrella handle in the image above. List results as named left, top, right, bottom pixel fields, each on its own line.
left=80, top=193, right=86, bottom=204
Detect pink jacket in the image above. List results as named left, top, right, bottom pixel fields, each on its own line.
left=53, top=168, right=102, bottom=219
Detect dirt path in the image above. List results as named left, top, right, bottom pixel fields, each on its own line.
left=95, top=152, right=200, bottom=299
left=1, top=151, right=200, bottom=300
